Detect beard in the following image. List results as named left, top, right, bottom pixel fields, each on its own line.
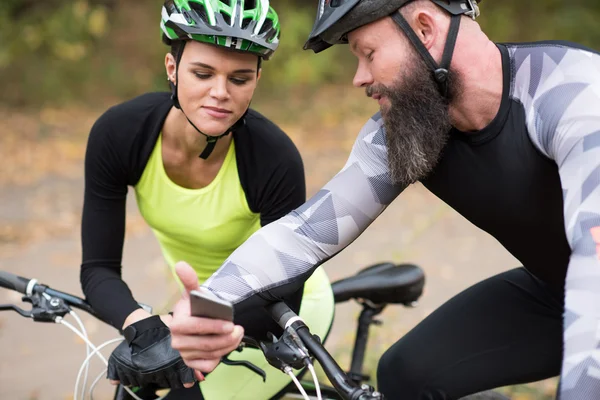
left=367, top=51, right=461, bottom=186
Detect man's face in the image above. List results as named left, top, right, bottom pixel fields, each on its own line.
left=348, top=17, right=459, bottom=186
left=349, top=17, right=412, bottom=105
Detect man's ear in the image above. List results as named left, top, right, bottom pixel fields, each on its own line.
left=412, top=9, right=438, bottom=51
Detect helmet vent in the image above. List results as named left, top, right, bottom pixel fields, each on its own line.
left=259, top=19, right=273, bottom=35
left=222, top=13, right=232, bottom=25
left=245, top=0, right=257, bottom=9
left=165, top=0, right=178, bottom=15
left=242, top=17, right=253, bottom=29
left=221, top=0, right=232, bottom=6
left=189, top=3, right=210, bottom=25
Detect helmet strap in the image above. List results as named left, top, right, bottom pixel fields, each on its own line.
left=169, top=41, right=247, bottom=160
left=390, top=11, right=461, bottom=98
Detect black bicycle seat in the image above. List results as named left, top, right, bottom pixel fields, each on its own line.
left=331, top=262, right=425, bottom=305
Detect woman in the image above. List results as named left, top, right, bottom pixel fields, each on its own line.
left=80, top=0, right=334, bottom=398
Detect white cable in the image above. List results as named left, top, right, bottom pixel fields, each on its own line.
left=69, top=311, right=91, bottom=400
left=59, top=319, right=114, bottom=400
left=73, top=338, right=120, bottom=396
left=60, top=319, right=169, bottom=400
left=68, top=336, right=143, bottom=400
left=307, top=363, right=322, bottom=400
left=60, top=318, right=109, bottom=365
left=89, top=367, right=107, bottom=400
left=285, top=367, right=310, bottom=400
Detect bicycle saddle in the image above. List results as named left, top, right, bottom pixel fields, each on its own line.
left=331, top=262, right=425, bottom=305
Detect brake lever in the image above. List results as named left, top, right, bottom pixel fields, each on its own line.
left=241, top=335, right=261, bottom=349
left=220, top=355, right=267, bottom=382
left=0, top=303, right=33, bottom=318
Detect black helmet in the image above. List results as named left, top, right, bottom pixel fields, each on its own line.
left=304, top=0, right=481, bottom=53
left=303, top=0, right=482, bottom=97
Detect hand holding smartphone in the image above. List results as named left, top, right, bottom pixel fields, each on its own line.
left=190, top=289, right=234, bottom=322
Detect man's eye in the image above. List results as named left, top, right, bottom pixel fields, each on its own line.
left=194, top=73, right=211, bottom=79
left=367, top=51, right=374, bottom=61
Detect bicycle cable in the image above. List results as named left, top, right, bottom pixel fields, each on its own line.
left=307, top=362, right=322, bottom=400
left=69, top=310, right=91, bottom=400
left=58, top=313, right=169, bottom=400
left=89, top=367, right=108, bottom=400
left=284, top=366, right=311, bottom=400
left=72, top=336, right=119, bottom=400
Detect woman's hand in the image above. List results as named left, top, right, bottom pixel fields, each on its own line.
left=108, top=310, right=177, bottom=385
left=122, top=309, right=173, bottom=329
left=169, top=262, right=245, bottom=381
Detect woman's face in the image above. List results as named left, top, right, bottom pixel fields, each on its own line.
left=166, top=41, right=261, bottom=136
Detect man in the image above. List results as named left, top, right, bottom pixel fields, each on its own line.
left=170, top=0, right=600, bottom=398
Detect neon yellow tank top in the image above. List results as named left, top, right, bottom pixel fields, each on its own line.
left=135, top=134, right=261, bottom=283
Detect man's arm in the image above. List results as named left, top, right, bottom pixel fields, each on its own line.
left=525, top=59, right=600, bottom=397
left=555, top=128, right=600, bottom=399
left=202, top=113, right=406, bottom=312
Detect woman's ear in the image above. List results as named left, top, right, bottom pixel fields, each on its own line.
left=257, top=68, right=262, bottom=82
left=165, top=53, right=177, bottom=82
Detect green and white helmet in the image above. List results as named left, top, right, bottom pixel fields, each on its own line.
left=161, top=0, right=280, bottom=60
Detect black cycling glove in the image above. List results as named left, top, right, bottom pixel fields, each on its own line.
left=107, top=315, right=196, bottom=388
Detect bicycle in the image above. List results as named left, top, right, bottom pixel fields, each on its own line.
left=0, top=263, right=509, bottom=400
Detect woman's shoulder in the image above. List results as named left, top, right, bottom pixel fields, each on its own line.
left=93, top=92, right=172, bottom=131
left=241, top=109, right=299, bottom=155
left=86, top=92, right=172, bottom=183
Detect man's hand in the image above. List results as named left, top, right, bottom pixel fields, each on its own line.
left=170, top=261, right=245, bottom=381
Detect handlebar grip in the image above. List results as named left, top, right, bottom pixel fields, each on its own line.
left=264, top=301, right=298, bottom=329
left=0, top=271, right=31, bottom=294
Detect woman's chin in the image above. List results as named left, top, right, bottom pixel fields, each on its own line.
left=194, top=120, right=234, bottom=136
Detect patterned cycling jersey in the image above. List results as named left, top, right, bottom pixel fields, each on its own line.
left=203, top=41, right=600, bottom=398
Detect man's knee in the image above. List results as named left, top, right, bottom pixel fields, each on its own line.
left=378, top=340, right=425, bottom=398
left=377, top=339, right=450, bottom=399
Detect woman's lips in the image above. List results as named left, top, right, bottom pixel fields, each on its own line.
left=203, top=106, right=232, bottom=119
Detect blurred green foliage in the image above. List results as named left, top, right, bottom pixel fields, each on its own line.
left=1, top=0, right=600, bottom=107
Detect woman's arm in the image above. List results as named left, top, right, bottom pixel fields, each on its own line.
left=80, top=110, right=142, bottom=329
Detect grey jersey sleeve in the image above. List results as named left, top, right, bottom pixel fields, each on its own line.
left=202, top=113, right=404, bottom=311
left=511, top=44, right=600, bottom=398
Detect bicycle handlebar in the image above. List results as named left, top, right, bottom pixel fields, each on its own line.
left=1, top=270, right=382, bottom=399
left=0, top=270, right=98, bottom=317
left=0, top=270, right=31, bottom=294
left=264, top=302, right=382, bottom=400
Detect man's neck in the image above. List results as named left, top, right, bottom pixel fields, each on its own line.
left=449, top=37, right=504, bottom=133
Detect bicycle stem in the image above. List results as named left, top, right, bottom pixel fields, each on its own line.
left=295, top=325, right=367, bottom=400
left=265, top=301, right=383, bottom=400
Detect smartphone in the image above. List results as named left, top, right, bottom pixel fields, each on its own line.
left=190, top=289, right=234, bottom=322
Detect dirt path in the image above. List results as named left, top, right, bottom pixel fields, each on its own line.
left=0, top=116, right=555, bottom=399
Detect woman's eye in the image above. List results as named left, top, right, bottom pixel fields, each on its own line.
left=230, top=78, right=249, bottom=85
left=367, top=51, right=374, bottom=62
left=194, top=73, right=211, bottom=80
